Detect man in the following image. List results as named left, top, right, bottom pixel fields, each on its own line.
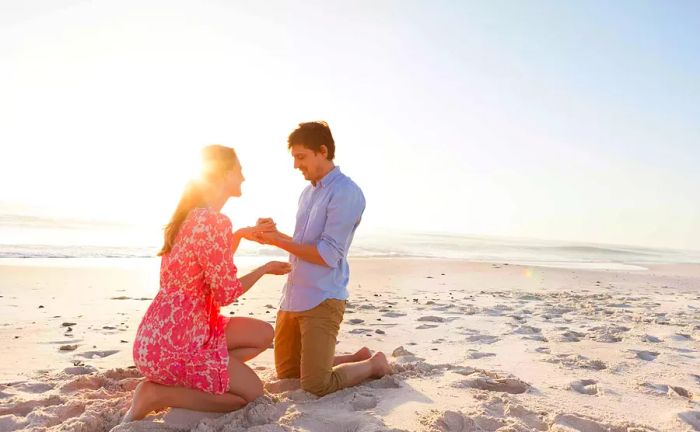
left=255, top=121, right=391, bottom=396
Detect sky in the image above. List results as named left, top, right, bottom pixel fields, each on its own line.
left=1, top=0, right=699, bottom=250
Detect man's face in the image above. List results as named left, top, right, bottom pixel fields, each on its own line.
left=290, top=144, right=328, bottom=182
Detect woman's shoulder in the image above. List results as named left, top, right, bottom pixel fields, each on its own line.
left=189, top=207, right=232, bottom=231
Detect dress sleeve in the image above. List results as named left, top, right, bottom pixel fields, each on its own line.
left=196, top=210, right=243, bottom=306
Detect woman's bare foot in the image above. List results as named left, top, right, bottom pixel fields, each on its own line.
left=354, top=346, right=372, bottom=362
left=121, top=380, right=160, bottom=423
left=369, top=352, right=392, bottom=378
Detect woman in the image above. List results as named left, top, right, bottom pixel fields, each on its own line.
left=123, top=145, right=291, bottom=421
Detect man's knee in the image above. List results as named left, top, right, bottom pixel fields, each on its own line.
left=301, top=372, right=337, bottom=397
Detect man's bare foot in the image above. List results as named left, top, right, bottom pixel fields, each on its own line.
left=354, top=346, right=372, bottom=362
left=369, top=352, right=393, bottom=378
left=121, top=380, right=160, bottom=423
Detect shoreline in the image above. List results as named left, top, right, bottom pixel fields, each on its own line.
left=2, top=254, right=691, bottom=271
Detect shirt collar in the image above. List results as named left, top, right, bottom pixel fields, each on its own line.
left=316, top=166, right=341, bottom=188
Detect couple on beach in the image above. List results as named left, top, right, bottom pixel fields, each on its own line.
left=122, top=121, right=392, bottom=421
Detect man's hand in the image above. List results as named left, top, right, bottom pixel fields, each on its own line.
left=235, top=218, right=277, bottom=242
left=253, top=230, right=282, bottom=246
left=257, top=218, right=277, bottom=225
left=254, top=218, right=276, bottom=233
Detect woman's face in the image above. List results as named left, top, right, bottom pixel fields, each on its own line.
left=224, top=160, right=245, bottom=197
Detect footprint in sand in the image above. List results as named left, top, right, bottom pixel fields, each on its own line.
left=59, top=344, right=78, bottom=351
left=466, top=350, right=496, bottom=359
left=482, top=306, right=511, bottom=317
left=466, top=334, right=500, bottom=344
left=459, top=305, right=479, bottom=315
left=453, top=370, right=529, bottom=394
left=0, top=414, right=29, bottom=430
left=12, top=382, right=54, bottom=393
left=558, top=330, right=585, bottom=342
left=641, top=383, right=693, bottom=399
left=452, top=366, right=479, bottom=376
left=311, top=417, right=378, bottom=432
left=429, top=403, right=549, bottom=432
left=512, top=325, right=541, bottom=335
left=433, top=410, right=477, bottom=432
left=0, top=394, right=64, bottom=416
left=641, top=334, right=662, bottom=343
left=347, top=318, right=364, bottom=325
left=633, top=350, right=660, bottom=361
left=392, top=346, right=415, bottom=357
left=365, top=375, right=401, bottom=389
left=416, top=324, right=439, bottom=330
left=455, top=376, right=529, bottom=394
left=417, top=316, right=445, bottom=323
left=589, top=325, right=629, bottom=343
left=62, top=365, right=98, bottom=376
left=542, top=353, right=607, bottom=370
left=349, top=392, right=377, bottom=411
left=382, top=312, right=406, bottom=318
left=76, top=350, right=119, bottom=359
left=678, top=411, right=700, bottom=430
left=569, top=379, right=599, bottom=395
left=670, top=385, right=692, bottom=398
left=553, top=414, right=626, bottom=432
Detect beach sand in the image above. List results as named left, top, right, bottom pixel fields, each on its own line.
left=1, top=258, right=699, bottom=431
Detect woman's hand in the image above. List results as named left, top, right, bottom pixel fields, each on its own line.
left=235, top=220, right=277, bottom=242
left=264, top=261, right=292, bottom=275
left=234, top=227, right=256, bottom=241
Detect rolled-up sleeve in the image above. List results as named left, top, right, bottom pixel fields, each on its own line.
left=316, top=185, right=366, bottom=268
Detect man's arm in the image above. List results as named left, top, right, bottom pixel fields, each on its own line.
left=254, top=218, right=318, bottom=262
left=256, top=186, right=365, bottom=267
left=261, top=233, right=328, bottom=266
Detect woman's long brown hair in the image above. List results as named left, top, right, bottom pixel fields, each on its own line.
left=157, top=145, right=238, bottom=256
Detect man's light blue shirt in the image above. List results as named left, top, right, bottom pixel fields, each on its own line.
left=279, top=166, right=365, bottom=312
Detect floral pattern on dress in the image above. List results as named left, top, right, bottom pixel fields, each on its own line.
left=133, top=207, right=243, bottom=394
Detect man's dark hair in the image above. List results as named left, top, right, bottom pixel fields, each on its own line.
left=288, top=121, right=335, bottom=160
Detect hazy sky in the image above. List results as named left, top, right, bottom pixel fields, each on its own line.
left=1, top=0, right=698, bottom=250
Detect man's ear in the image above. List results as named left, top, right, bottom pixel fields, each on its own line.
left=319, top=145, right=328, bottom=159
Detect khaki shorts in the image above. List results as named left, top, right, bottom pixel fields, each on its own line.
left=274, top=298, right=347, bottom=396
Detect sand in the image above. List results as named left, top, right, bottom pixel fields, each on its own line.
left=1, top=258, right=699, bottom=431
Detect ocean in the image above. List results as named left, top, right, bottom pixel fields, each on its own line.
left=1, top=213, right=699, bottom=269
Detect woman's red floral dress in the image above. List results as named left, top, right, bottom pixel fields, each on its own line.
left=133, top=208, right=242, bottom=394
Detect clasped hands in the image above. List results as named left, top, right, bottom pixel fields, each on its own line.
left=234, top=218, right=290, bottom=275
left=236, top=217, right=283, bottom=246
